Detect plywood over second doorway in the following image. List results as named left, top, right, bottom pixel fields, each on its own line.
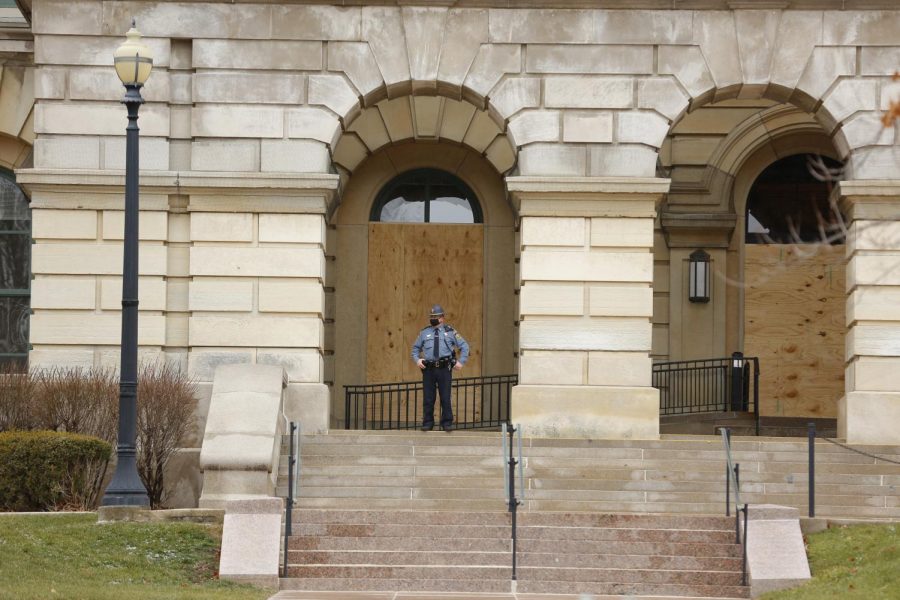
left=366, top=223, right=483, bottom=384
left=744, top=244, right=845, bottom=418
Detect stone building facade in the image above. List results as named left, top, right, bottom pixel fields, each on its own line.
left=2, top=1, right=900, bottom=502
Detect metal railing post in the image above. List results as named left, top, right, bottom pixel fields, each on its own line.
left=808, top=422, right=816, bottom=518
left=502, top=422, right=509, bottom=504
left=724, top=428, right=731, bottom=516
left=730, top=352, right=744, bottom=411
left=753, top=358, right=760, bottom=436
left=507, top=423, right=518, bottom=581
left=344, top=388, right=351, bottom=429
left=741, top=504, right=749, bottom=586
left=283, top=421, right=298, bottom=578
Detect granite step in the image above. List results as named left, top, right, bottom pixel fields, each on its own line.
left=291, top=508, right=511, bottom=525
left=279, top=508, right=746, bottom=597
left=279, top=577, right=512, bottom=593
left=293, top=498, right=505, bottom=511
left=279, top=431, right=900, bottom=519
left=516, top=539, right=741, bottom=558
left=291, top=523, right=512, bottom=539
left=288, top=535, right=511, bottom=552
left=287, top=550, right=741, bottom=571
left=284, top=565, right=742, bottom=587
left=288, top=550, right=510, bottom=566
left=514, top=580, right=750, bottom=598
left=285, top=565, right=510, bottom=581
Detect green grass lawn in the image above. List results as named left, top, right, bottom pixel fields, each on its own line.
left=0, top=513, right=271, bottom=600
left=762, top=523, right=899, bottom=599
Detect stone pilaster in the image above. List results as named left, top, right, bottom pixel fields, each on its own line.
left=507, top=176, right=669, bottom=439
left=661, top=212, right=736, bottom=361
left=839, top=180, right=900, bottom=445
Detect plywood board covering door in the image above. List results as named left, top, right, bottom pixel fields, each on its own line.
left=744, top=244, right=845, bottom=418
left=367, top=223, right=483, bottom=387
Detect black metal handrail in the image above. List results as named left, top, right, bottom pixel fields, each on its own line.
left=344, top=374, right=516, bottom=430
left=720, top=427, right=748, bottom=587
left=503, top=423, right=523, bottom=581
left=282, top=421, right=299, bottom=578
left=653, top=353, right=760, bottom=434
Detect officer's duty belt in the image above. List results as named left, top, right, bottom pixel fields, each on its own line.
left=423, top=358, right=452, bottom=368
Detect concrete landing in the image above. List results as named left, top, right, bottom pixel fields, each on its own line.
left=270, top=593, right=745, bottom=600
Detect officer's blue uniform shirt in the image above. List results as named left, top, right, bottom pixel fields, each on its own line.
left=411, top=324, right=470, bottom=364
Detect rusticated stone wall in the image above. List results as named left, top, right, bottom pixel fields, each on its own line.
left=14, top=2, right=900, bottom=452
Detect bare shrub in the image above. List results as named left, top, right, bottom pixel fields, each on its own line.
left=32, top=367, right=118, bottom=445
left=137, top=362, right=196, bottom=508
left=0, top=362, right=36, bottom=432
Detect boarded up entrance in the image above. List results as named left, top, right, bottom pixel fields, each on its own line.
left=744, top=244, right=845, bottom=418
left=366, top=223, right=483, bottom=391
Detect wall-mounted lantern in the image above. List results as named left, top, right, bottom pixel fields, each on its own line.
left=689, top=249, right=711, bottom=303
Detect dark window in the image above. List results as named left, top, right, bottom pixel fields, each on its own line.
left=371, top=169, right=483, bottom=224
left=746, top=154, right=845, bottom=245
left=0, top=170, right=30, bottom=369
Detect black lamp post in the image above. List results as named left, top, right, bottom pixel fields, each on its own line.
left=102, top=21, right=153, bottom=507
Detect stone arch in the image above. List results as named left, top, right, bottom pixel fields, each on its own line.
left=289, top=8, right=898, bottom=183
left=658, top=10, right=896, bottom=180
left=330, top=94, right=518, bottom=179
left=0, top=65, right=34, bottom=172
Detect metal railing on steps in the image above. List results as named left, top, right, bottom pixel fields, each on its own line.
left=282, top=421, right=299, bottom=578
left=720, top=427, right=748, bottom=587
left=502, top=422, right=524, bottom=582
left=655, top=353, right=760, bottom=435
left=344, top=374, right=517, bottom=430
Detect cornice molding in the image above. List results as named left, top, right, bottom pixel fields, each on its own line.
left=15, top=168, right=340, bottom=196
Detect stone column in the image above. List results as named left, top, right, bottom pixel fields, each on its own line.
left=508, top=177, right=669, bottom=440
left=839, top=180, right=900, bottom=445
left=183, top=174, right=338, bottom=435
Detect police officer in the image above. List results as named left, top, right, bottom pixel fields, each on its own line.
left=411, top=304, right=469, bottom=432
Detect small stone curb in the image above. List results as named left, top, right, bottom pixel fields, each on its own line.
left=97, top=506, right=224, bottom=524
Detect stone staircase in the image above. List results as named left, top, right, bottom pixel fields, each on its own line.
left=279, top=508, right=749, bottom=598
left=281, top=430, right=900, bottom=519
left=269, top=429, right=898, bottom=597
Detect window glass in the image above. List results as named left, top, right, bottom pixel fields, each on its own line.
left=0, top=296, right=29, bottom=354
left=429, top=196, right=475, bottom=224
left=372, top=169, right=482, bottom=224
left=746, top=154, right=845, bottom=245
left=0, top=236, right=30, bottom=290
left=0, top=173, right=30, bottom=367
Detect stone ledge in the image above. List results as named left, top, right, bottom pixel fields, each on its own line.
left=507, top=176, right=671, bottom=195
left=97, top=506, right=224, bottom=524
left=16, top=168, right=339, bottom=194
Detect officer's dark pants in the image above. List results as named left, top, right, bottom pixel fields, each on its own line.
left=422, top=365, right=453, bottom=428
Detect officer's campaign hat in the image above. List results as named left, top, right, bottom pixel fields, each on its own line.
left=430, top=304, right=445, bottom=317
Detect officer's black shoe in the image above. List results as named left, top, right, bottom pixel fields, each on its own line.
left=421, top=425, right=433, bottom=432
left=443, top=425, right=453, bottom=433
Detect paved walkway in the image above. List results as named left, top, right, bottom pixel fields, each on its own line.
left=269, top=592, right=742, bottom=600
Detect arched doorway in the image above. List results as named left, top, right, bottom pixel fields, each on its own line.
left=330, top=140, right=516, bottom=428
left=366, top=168, right=484, bottom=384
left=743, top=154, right=845, bottom=422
